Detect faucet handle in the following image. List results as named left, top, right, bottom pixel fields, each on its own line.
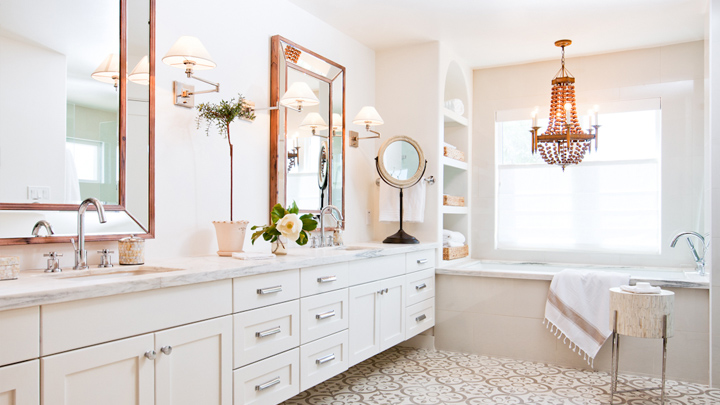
left=44, top=252, right=63, bottom=273
left=97, top=249, right=114, bottom=268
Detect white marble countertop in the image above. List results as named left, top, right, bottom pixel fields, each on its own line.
left=0, top=242, right=439, bottom=311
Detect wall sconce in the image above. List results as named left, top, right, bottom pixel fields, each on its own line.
left=300, top=113, right=328, bottom=137
left=163, top=36, right=218, bottom=108
left=350, top=106, right=384, bottom=147
left=128, top=55, right=150, bottom=86
left=252, top=82, right=320, bottom=114
left=91, top=53, right=120, bottom=89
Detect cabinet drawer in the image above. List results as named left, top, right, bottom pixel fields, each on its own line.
left=0, top=359, right=39, bottom=405
left=42, top=280, right=232, bottom=356
left=406, top=268, right=435, bottom=307
left=300, top=289, right=348, bottom=344
left=348, top=255, right=405, bottom=286
left=406, top=250, right=435, bottom=272
left=233, top=301, right=300, bottom=368
left=406, top=297, right=435, bottom=340
left=0, top=306, right=39, bottom=366
left=300, top=330, right=348, bottom=391
left=300, top=263, right=348, bottom=297
left=233, top=269, right=299, bottom=313
left=233, top=348, right=299, bottom=405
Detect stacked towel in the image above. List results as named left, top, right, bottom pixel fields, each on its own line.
left=444, top=99, right=465, bottom=116
left=544, top=269, right=629, bottom=366
left=443, top=229, right=465, bottom=247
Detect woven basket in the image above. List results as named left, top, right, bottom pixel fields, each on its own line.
left=443, top=195, right=465, bottom=207
left=443, top=245, right=468, bottom=261
left=443, top=147, right=465, bottom=162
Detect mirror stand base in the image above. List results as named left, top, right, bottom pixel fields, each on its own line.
left=383, top=229, right=419, bottom=244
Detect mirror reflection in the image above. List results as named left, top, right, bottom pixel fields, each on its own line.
left=271, top=36, right=345, bottom=217
left=0, top=0, right=154, bottom=242
left=382, top=141, right=421, bottom=181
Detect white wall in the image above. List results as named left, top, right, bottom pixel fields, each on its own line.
left=0, top=0, right=377, bottom=268
left=473, top=41, right=706, bottom=269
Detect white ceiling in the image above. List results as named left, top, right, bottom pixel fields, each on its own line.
left=286, top=0, right=708, bottom=68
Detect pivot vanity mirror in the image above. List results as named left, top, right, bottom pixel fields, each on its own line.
left=270, top=35, right=345, bottom=218
left=376, top=136, right=427, bottom=244
left=0, top=0, right=155, bottom=244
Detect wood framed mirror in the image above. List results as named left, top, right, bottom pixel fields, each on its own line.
left=270, top=35, right=345, bottom=219
left=0, top=0, right=155, bottom=245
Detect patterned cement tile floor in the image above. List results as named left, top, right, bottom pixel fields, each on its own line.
left=283, top=346, right=720, bottom=404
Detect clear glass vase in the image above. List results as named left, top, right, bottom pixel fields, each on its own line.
left=272, top=236, right=288, bottom=255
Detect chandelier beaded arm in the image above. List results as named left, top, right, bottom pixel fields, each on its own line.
left=530, top=39, right=600, bottom=170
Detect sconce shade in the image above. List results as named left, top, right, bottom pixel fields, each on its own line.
left=332, top=113, right=342, bottom=130
left=280, top=82, right=319, bottom=109
left=353, top=106, right=384, bottom=126
left=162, top=36, right=216, bottom=70
left=128, top=55, right=150, bottom=85
left=300, top=113, right=328, bottom=131
left=91, top=53, right=120, bottom=85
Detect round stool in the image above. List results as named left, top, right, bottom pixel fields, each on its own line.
left=609, top=287, right=674, bottom=404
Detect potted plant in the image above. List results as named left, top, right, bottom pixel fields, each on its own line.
left=250, top=202, right=317, bottom=255
left=196, top=94, right=255, bottom=255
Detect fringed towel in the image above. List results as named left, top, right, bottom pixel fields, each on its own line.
left=544, top=269, right=629, bottom=367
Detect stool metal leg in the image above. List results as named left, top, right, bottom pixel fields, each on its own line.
left=610, top=310, right=619, bottom=404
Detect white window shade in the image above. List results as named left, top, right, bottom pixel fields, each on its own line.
left=497, top=160, right=660, bottom=253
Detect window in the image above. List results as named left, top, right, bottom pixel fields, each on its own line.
left=66, top=138, right=104, bottom=183
left=496, top=99, right=661, bottom=254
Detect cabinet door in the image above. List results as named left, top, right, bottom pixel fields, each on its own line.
left=348, top=281, right=380, bottom=366
left=42, top=334, right=154, bottom=405
left=155, top=316, right=232, bottom=405
left=379, top=275, right=406, bottom=351
left=0, top=360, right=39, bottom=405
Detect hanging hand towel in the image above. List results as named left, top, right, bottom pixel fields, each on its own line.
left=544, top=269, right=629, bottom=366
left=379, top=180, right=427, bottom=223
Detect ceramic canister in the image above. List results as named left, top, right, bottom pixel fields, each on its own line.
left=0, top=256, right=20, bottom=280
left=119, top=235, right=145, bottom=265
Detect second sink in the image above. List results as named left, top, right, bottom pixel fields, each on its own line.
left=55, top=265, right=184, bottom=280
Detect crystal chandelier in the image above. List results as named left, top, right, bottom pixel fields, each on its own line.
left=530, top=40, right=599, bottom=170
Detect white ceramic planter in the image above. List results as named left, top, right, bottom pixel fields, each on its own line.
left=213, top=220, right=249, bottom=256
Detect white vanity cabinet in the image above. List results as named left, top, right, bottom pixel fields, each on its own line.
left=0, top=360, right=39, bottom=405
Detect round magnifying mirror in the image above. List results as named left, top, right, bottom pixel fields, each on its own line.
left=377, top=136, right=425, bottom=188
left=318, top=141, right=329, bottom=190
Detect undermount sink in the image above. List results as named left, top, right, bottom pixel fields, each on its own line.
left=334, top=245, right=373, bottom=251
left=55, top=265, right=184, bottom=280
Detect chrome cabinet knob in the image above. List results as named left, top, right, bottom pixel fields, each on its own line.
left=161, top=345, right=173, bottom=355
left=144, top=350, right=156, bottom=360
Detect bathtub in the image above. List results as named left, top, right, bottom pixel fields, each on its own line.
left=436, top=260, right=709, bottom=289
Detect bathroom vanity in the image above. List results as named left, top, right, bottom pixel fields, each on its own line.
left=0, top=243, right=437, bottom=405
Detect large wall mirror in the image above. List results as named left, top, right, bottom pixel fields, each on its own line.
left=270, top=36, right=345, bottom=219
left=0, top=0, right=155, bottom=244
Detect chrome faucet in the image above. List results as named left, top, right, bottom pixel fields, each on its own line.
left=318, top=205, right=343, bottom=247
left=670, top=231, right=708, bottom=276
left=73, top=197, right=107, bottom=270
left=31, top=220, right=55, bottom=237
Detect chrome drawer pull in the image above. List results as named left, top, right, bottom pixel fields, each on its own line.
left=256, top=377, right=281, bottom=391
left=416, top=314, right=427, bottom=322
left=257, top=285, right=282, bottom=295
left=316, top=353, right=336, bottom=365
left=417, top=258, right=428, bottom=264
left=256, top=326, right=281, bottom=338
left=316, top=310, right=336, bottom=320
left=317, top=275, right=337, bottom=283
left=415, top=283, right=427, bottom=290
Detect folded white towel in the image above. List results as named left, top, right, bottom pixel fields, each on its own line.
left=444, top=99, right=465, bottom=116
left=379, top=181, right=426, bottom=223
left=232, top=252, right=276, bottom=260
left=442, top=230, right=465, bottom=244
left=544, top=269, right=629, bottom=366
left=444, top=241, right=464, bottom=248
left=620, top=284, right=661, bottom=294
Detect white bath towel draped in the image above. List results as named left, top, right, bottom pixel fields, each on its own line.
left=379, top=180, right=426, bottom=223
left=544, top=269, right=629, bottom=366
